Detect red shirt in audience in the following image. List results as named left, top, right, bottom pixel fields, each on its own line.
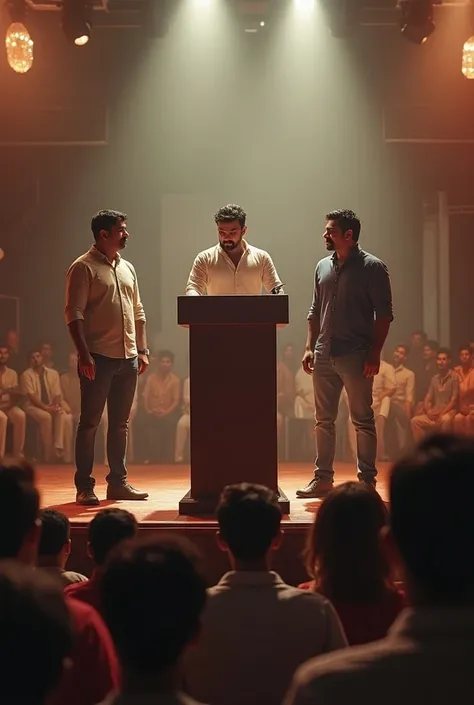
left=298, top=580, right=405, bottom=645
left=50, top=597, right=120, bottom=705
left=65, top=569, right=103, bottom=614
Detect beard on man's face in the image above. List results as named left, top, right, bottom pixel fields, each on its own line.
left=325, top=238, right=335, bottom=250
left=220, top=237, right=241, bottom=251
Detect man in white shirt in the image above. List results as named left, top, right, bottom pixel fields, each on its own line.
left=21, top=349, right=73, bottom=463
left=285, top=433, right=474, bottom=705
left=389, top=344, right=415, bottom=452
left=0, top=343, right=26, bottom=459
left=175, top=376, right=190, bottom=463
left=183, top=483, right=347, bottom=705
left=186, top=204, right=283, bottom=295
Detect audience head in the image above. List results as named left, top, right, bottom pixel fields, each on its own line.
left=68, top=351, right=78, bottom=372
left=304, top=481, right=392, bottom=603
left=423, top=340, right=439, bottom=360
left=217, top=483, right=282, bottom=565
left=458, top=345, right=471, bottom=368
left=436, top=347, right=452, bottom=372
left=88, top=508, right=138, bottom=567
left=38, top=510, right=71, bottom=569
left=0, top=344, right=9, bottom=368
left=0, top=462, right=40, bottom=564
left=156, top=349, right=175, bottom=374
left=390, top=434, right=474, bottom=605
left=91, top=209, right=128, bottom=251
left=6, top=328, right=19, bottom=351
left=28, top=349, right=43, bottom=370
left=393, top=344, right=409, bottom=367
left=0, top=561, right=73, bottom=703
left=40, top=342, right=53, bottom=365
left=411, top=330, right=427, bottom=349
left=101, top=536, right=206, bottom=678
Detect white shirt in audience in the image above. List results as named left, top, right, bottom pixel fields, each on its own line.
left=294, top=368, right=315, bottom=419
left=285, top=607, right=474, bottom=705
left=183, top=570, right=347, bottom=705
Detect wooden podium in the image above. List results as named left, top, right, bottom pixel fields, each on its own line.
left=177, top=295, right=290, bottom=516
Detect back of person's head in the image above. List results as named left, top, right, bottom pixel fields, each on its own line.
left=0, top=560, right=73, bottom=702
left=391, top=433, right=474, bottom=605
left=217, top=483, right=282, bottom=561
left=101, top=536, right=206, bottom=675
left=304, top=481, right=391, bottom=603
left=0, top=462, right=40, bottom=563
left=88, top=508, right=138, bottom=566
left=38, top=510, right=70, bottom=558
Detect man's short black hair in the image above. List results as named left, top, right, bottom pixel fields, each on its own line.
left=217, top=483, right=282, bottom=561
left=88, top=508, right=138, bottom=566
left=0, top=463, right=39, bottom=559
left=39, top=510, right=70, bottom=557
left=325, top=209, right=361, bottom=242
left=101, top=536, right=207, bottom=674
left=157, top=349, right=175, bottom=363
left=214, top=204, right=247, bottom=228
left=425, top=339, right=439, bottom=351
left=437, top=347, right=451, bottom=359
left=395, top=343, right=409, bottom=355
left=91, top=209, right=127, bottom=241
left=0, top=561, right=73, bottom=700
left=390, top=434, right=474, bottom=604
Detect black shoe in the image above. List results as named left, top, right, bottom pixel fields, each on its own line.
left=359, top=479, right=377, bottom=491
left=296, top=478, right=334, bottom=498
left=76, top=489, right=100, bottom=506
left=106, top=483, right=149, bottom=501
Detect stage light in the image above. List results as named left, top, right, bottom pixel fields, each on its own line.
left=5, top=21, right=33, bottom=73
left=462, top=36, right=474, bottom=79
left=399, top=0, right=435, bottom=45
left=61, top=0, right=92, bottom=46
left=295, top=0, right=315, bottom=12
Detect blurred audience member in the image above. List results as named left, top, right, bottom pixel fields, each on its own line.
left=6, top=328, right=22, bottom=373
left=406, top=329, right=426, bottom=374
left=453, top=346, right=474, bottom=435
left=40, top=341, right=56, bottom=369
left=21, top=349, right=73, bottom=462
left=0, top=461, right=120, bottom=705
left=101, top=536, right=207, bottom=705
left=413, top=339, right=438, bottom=412
left=0, top=560, right=74, bottom=704
left=388, top=344, right=415, bottom=453
left=411, top=348, right=458, bottom=441
left=299, top=481, right=403, bottom=645
left=0, top=343, right=26, bottom=459
left=65, top=508, right=138, bottom=614
left=143, top=350, right=180, bottom=463
left=184, top=483, right=346, bottom=705
left=285, top=434, right=474, bottom=705
left=37, top=509, right=88, bottom=586
left=294, top=366, right=315, bottom=419
left=175, top=376, right=190, bottom=463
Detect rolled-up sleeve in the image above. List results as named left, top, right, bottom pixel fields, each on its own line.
left=20, top=370, right=35, bottom=397
left=307, top=267, right=320, bottom=321
left=65, top=262, right=91, bottom=325
left=368, top=262, right=393, bottom=321
left=186, top=254, right=208, bottom=295
left=131, top=265, right=146, bottom=322
left=262, top=253, right=283, bottom=293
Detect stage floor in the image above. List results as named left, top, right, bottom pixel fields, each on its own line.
left=37, top=461, right=390, bottom=526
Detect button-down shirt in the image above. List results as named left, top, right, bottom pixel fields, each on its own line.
left=183, top=571, right=347, bottom=705
left=284, top=607, right=474, bottom=705
left=21, top=366, right=62, bottom=407
left=186, top=241, right=282, bottom=295
left=65, top=246, right=146, bottom=359
left=308, top=247, right=393, bottom=359
left=393, top=364, right=415, bottom=405
left=372, top=360, right=396, bottom=405
left=0, top=366, right=19, bottom=409
left=426, top=370, right=459, bottom=408
left=143, top=372, right=181, bottom=415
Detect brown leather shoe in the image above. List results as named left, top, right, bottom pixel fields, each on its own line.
left=296, top=478, right=334, bottom=498
left=106, top=483, right=149, bottom=501
left=76, top=489, right=100, bottom=506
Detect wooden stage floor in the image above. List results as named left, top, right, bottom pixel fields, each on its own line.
left=37, top=461, right=391, bottom=526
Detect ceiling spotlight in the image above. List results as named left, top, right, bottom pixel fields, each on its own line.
left=399, top=0, right=435, bottom=44
left=5, top=0, right=34, bottom=73
left=61, top=0, right=92, bottom=46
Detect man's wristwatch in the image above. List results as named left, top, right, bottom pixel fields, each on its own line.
left=138, top=348, right=150, bottom=356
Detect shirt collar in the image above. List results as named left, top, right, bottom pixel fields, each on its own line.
left=89, top=245, right=121, bottom=265
left=216, top=570, right=285, bottom=588
left=216, top=240, right=250, bottom=257
left=331, top=245, right=362, bottom=264
left=390, top=606, right=474, bottom=641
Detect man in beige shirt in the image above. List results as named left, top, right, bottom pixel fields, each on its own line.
left=21, top=349, right=73, bottom=463
left=388, top=343, right=415, bottom=452
left=183, top=483, right=347, bottom=705
left=186, top=204, right=283, bottom=295
left=143, top=350, right=181, bottom=463
left=0, top=343, right=26, bottom=459
left=285, top=434, right=474, bottom=705
left=65, top=209, right=149, bottom=506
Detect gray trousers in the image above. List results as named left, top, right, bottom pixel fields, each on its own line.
left=313, top=350, right=377, bottom=483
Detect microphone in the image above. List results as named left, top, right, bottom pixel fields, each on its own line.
left=271, top=284, right=284, bottom=295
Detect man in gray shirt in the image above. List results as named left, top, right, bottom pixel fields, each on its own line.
left=297, top=209, right=393, bottom=498
left=411, top=347, right=459, bottom=441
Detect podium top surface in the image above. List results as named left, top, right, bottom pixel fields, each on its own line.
left=177, top=295, right=289, bottom=326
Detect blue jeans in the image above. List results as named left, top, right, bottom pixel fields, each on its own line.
left=75, top=354, right=138, bottom=491
left=313, top=350, right=377, bottom=483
